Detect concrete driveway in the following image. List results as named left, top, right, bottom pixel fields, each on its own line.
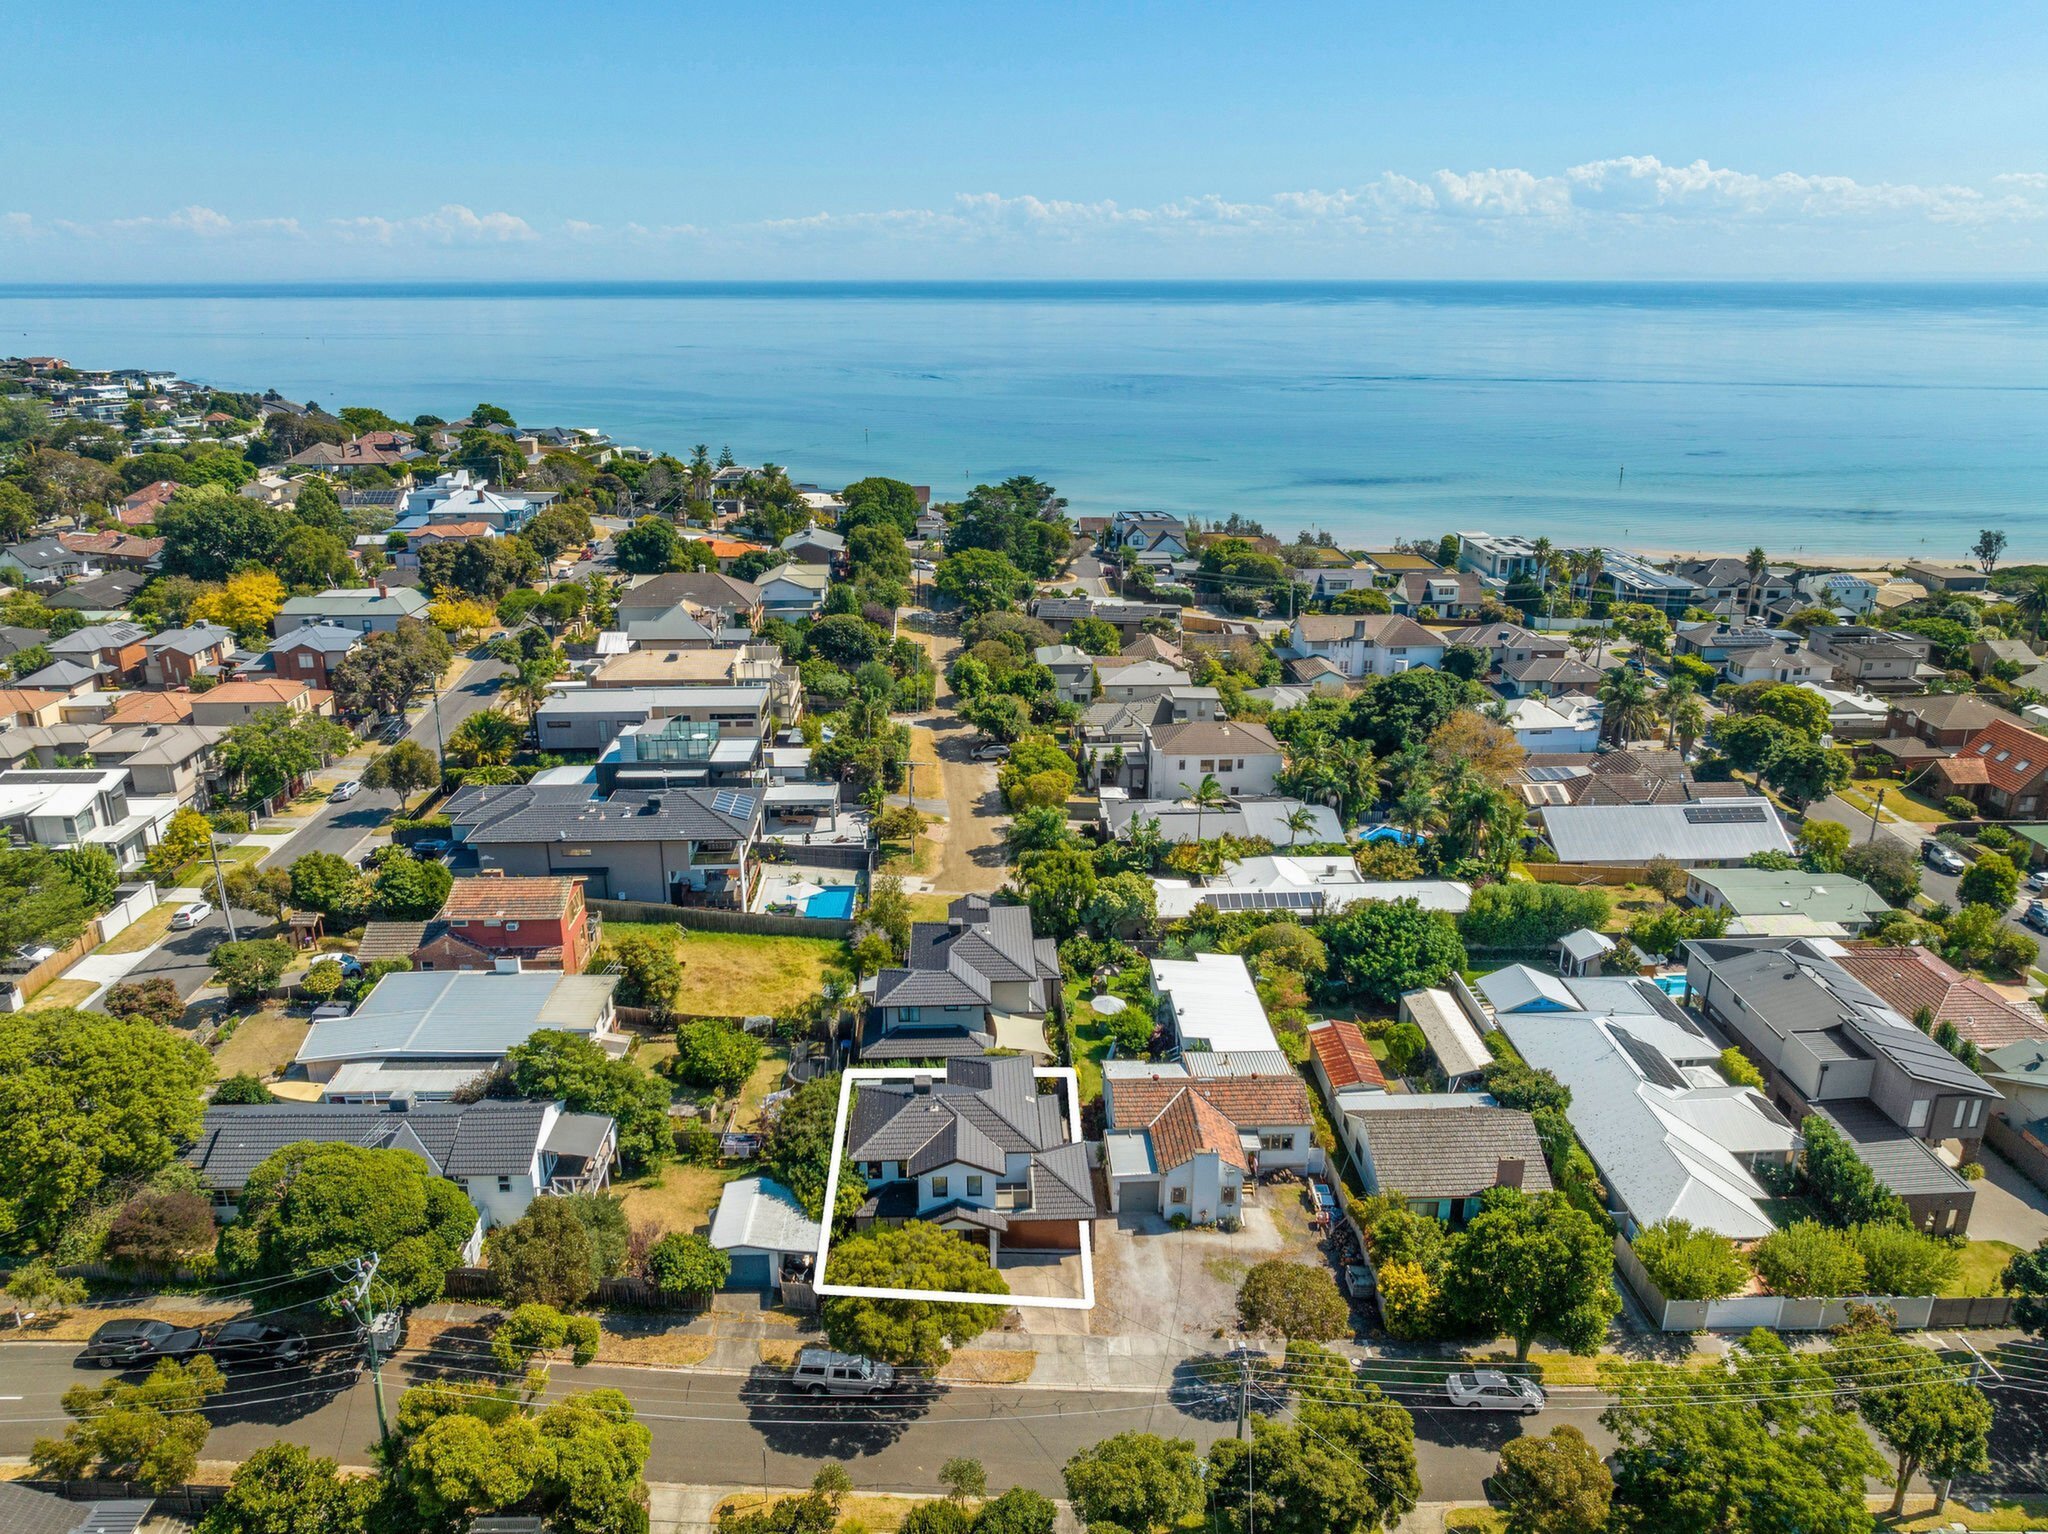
left=1967, top=1149, right=2048, bottom=1249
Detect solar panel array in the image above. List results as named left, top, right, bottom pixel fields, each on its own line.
left=1200, top=889, right=1326, bottom=912
left=1681, top=802, right=1769, bottom=825
left=709, top=789, right=756, bottom=818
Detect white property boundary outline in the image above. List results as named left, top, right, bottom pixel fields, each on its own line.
left=814, top=1065, right=1095, bottom=1311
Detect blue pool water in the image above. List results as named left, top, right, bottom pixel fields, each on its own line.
left=1653, top=975, right=1688, bottom=998
left=805, top=888, right=857, bottom=920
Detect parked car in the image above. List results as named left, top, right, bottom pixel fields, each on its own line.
left=791, top=1347, right=896, bottom=1397
left=970, top=741, right=1011, bottom=762
left=1923, top=840, right=1968, bottom=875
left=379, top=716, right=407, bottom=744
left=81, top=1319, right=202, bottom=1368
left=410, top=838, right=452, bottom=859
left=203, top=1320, right=308, bottom=1368
left=2026, top=900, right=2048, bottom=935
left=329, top=780, right=363, bottom=803
left=1444, top=1369, right=1546, bottom=1413
left=170, top=900, right=214, bottom=930
left=2027, top=869, right=2048, bottom=893
left=5, top=942, right=58, bottom=972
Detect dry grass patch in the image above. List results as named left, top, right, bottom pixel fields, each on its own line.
left=907, top=893, right=955, bottom=923
left=733, top=1047, right=792, bottom=1130
left=670, top=931, right=848, bottom=1017
left=1, top=1305, right=227, bottom=1343
left=212, top=1010, right=311, bottom=1080
left=599, top=1332, right=714, bottom=1368
left=757, top=1339, right=803, bottom=1367
left=937, top=1348, right=1035, bottom=1384
left=1890, top=1496, right=2048, bottom=1530
left=618, top=1161, right=750, bottom=1236
left=25, top=979, right=101, bottom=1012
left=718, top=1493, right=933, bottom=1533
left=96, top=900, right=182, bottom=956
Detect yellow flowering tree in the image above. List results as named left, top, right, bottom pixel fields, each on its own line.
left=191, top=571, right=285, bottom=643
left=428, top=595, right=496, bottom=640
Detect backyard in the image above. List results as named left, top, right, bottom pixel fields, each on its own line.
left=603, top=922, right=849, bottom=1018
left=1945, top=1237, right=2020, bottom=1298
left=211, top=1009, right=311, bottom=1081
left=618, top=1159, right=754, bottom=1237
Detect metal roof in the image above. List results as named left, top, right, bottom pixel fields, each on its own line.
left=296, top=970, right=618, bottom=1064
left=1540, top=798, right=1793, bottom=864
left=710, top=1174, right=822, bottom=1255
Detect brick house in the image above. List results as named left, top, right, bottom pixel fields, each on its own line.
left=1928, top=718, right=2048, bottom=820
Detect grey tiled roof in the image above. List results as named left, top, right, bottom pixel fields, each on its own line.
left=456, top=783, right=762, bottom=845
left=185, top=1100, right=562, bottom=1190
left=849, top=1056, right=1061, bottom=1164
left=1815, top=1102, right=1972, bottom=1198
left=1351, top=1104, right=1553, bottom=1202
left=1022, top=1140, right=1101, bottom=1219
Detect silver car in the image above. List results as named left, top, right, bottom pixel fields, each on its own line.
left=1444, top=1369, right=1546, bottom=1413
left=790, top=1346, right=896, bottom=1397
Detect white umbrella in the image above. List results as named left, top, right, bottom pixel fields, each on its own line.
left=1091, top=994, right=1128, bottom=1017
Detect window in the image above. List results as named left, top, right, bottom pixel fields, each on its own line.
left=865, top=1161, right=883, bottom=1179
left=1968, top=1099, right=1984, bottom=1127
left=1200, top=760, right=1215, bottom=772
left=931, top=1176, right=949, bottom=1198
left=1954, top=1099, right=1970, bottom=1129
left=1259, top=1134, right=1292, bottom=1151
left=966, top=1175, right=983, bottom=1196
left=1908, top=1099, right=1930, bottom=1129
left=1220, top=1186, right=1236, bottom=1204
left=900, top=1006, right=921, bottom=1023
left=1169, top=1186, right=1187, bottom=1205
left=497, top=1176, right=512, bottom=1193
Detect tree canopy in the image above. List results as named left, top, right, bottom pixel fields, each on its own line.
left=820, top=1222, right=1009, bottom=1367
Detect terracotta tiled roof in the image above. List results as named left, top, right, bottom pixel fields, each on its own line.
left=1837, top=946, right=2048, bottom=1050
left=1144, top=1090, right=1250, bottom=1174
left=1107, top=1073, right=1314, bottom=1172
left=200, top=679, right=316, bottom=705
left=1307, top=1020, right=1387, bottom=1091
left=408, top=521, right=495, bottom=541
left=1950, top=718, right=2048, bottom=795
left=108, top=690, right=194, bottom=725
left=0, top=688, right=64, bottom=718
left=441, top=877, right=579, bottom=923
left=1934, top=757, right=1992, bottom=786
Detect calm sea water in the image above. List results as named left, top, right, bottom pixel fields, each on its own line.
left=4, top=281, right=2047, bottom=560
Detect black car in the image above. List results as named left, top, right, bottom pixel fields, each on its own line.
left=203, top=1319, right=308, bottom=1367
left=80, top=1318, right=202, bottom=1367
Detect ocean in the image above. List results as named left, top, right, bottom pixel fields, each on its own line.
left=4, top=280, right=2047, bottom=561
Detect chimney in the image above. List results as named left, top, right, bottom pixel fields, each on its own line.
left=1496, top=1157, right=1525, bottom=1190
left=947, top=915, right=964, bottom=934
left=494, top=956, right=523, bottom=974
left=912, top=1074, right=932, bottom=1096
left=645, top=794, right=663, bottom=814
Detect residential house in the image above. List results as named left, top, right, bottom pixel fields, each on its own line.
left=294, top=968, right=623, bottom=1102
left=57, top=531, right=162, bottom=571
left=1970, top=637, right=2038, bottom=678
left=1686, top=936, right=1996, bottom=1231
left=1151, top=953, right=1284, bottom=1058
left=185, top=1099, right=614, bottom=1237
left=861, top=897, right=1062, bottom=1062
left=1804, top=684, right=1891, bottom=740
left=0, top=538, right=97, bottom=585
left=779, top=527, right=844, bottom=566
left=1497, top=654, right=1603, bottom=698
left=1539, top=797, right=1792, bottom=866
left=445, top=779, right=764, bottom=906
left=1093, top=633, right=1185, bottom=671
left=395, top=470, right=555, bottom=535
left=1077, top=691, right=1222, bottom=792
left=1444, top=622, right=1568, bottom=676
left=91, top=723, right=225, bottom=807
left=709, top=1176, right=822, bottom=1296
left=677, top=536, right=773, bottom=574
left=1147, top=717, right=1284, bottom=798
left=1501, top=695, right=1603, bottom=752
left=1280, top=614, right=1445, bottom=680
left=1902, top=563, right=1991, bottom=593
left=596, top=714, right=764, bottom=792
left=1033, top=644, right=1098, bottom=706
left=1835, top=945, right=2048, bottom=1051
left=16, top=658, right=104, bottom=696
left=1672, top=557, right=1799, bottom=615
left=616, top=572, right=764, bottom=631
left=1397, top=985, right=1496, bottom=1089
left=848, top=1054, right=1095, bottom=1253
left=360, top=875, right=598, bottom=974
left=1927, top=717, right=2048, bottom=819
left=1982, top=1039, right=2048, bottom=1192
left=1152, top=856, right=1468, bottom=922
left=532, top=685, right=773, bottom=753
left=1097, top=660, right=1195, bottom=705
left=1684, top=868, right=1891, bottom=936
left=0, top=767, right=176, bottom=869
left=1306, top=1019, right=1388, bottom=1103
left=1575, top=550, right=1701, bottom=614
left=1883, top=693, right=2017, bottom=751
left=0, top=688, right=66, bottom=729
left=265, top=623, right=363, bottom=691
left=0, top=627, right=49, bottom=668
left=1029, top=596, right=1180, bottom=643
left=188, top=678, right=333, bottom=726
left=1109, top=511, right=1191, bottom=565
left=1727, top=638, right=1829, bottom=686
left=143, top=623, right=236, bottom=687
left=271, top=585, right=431, bottom=637
left=119, top=479, right=180, bottom=524
left=1486, top=967, right=1798, bottom=1239
left=589, top=646, right=801, bottom=723
left=1798, top=570, right=1880, bottom=615
left=1673, top=622, right=1785, bottom=674
left=757, top=564, right=831, bottom=620
left=1808, top=624, right=1935, bottom=692
left=1339, top=1094, right=1552, bottom=1224
left=392, top=521, right=498, bottom=567
left=1388, top=568, right=1486, bottom=619
left=1101, top=1064, right=1318, bottom=1220
left=1291, top=563, right=1383, bottom=602
left=48, top=622, right=150, bottom=683
left=45, top=571, right=145, bottom=616
left=1098, top=789, right=1342, bottom=846
left=1454, top=532, right=1547, bottom=584
left=288, top=429, right=422, bottom=472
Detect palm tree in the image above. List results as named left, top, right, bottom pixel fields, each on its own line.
left=1180, top=773, right=1228, bottom=844
left=2015, top=574, right=2048, bottom=640
left=1580, top=547, right=1606, bottom=605
left=1669, top=694, right=1708, bottom=759
left=1597, top=665, right=1659, bottom=746
left=1744, top=545, right=1769, bottom=621
left=1283, top=806, right=1318, bottom=848
left=1531, top=536, right=1555, bottom=618
left=688, top=444, right=713, bottom=502
left=1658, top=675, right=1696, bottom=748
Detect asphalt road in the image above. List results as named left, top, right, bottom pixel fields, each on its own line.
left=119, top=902, right=278, bottom=1000
left=254, top=653, right=511, bottom=871
left=0, top=1341, right=1608, bottom=1500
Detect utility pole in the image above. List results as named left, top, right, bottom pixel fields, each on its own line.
left=205, top=835, right=238, bottom=943
left=1236, top=1354, right=1251, bottom=1440
left=1869, top=786, right=1886, bottom=844
left=341, top=1254, right=390, bottom=1442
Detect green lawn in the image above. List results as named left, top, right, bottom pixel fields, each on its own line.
left=1841, top=775, right=1948, bottom=825
left=166, top=843, right=263, bottom=889
left=602, top=922, right=849, bottom=1018
left=1945, top=1238, right=2020, bottom=1298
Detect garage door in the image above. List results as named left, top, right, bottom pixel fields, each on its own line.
left=724, top=1251, right=773, bottom=1291
left=1118, top=1179, right=1161, bottom=1214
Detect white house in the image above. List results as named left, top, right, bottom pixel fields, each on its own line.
left=1798, top=571, right=1879, bottom=616
left=758, top=564, right=831, bottom=619
left=1281, top=614, right=1445, bottom=680
left=1502, top=695, right=1603, bottom=753
left=1152, top=856, right=1469, bottom=920
left=1150, top=953, right=1282, bottom=1057
left=1146, top=719, right=1283, bottom=798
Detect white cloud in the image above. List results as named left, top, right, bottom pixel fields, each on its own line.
left=328, top=204, right=537, bottom=245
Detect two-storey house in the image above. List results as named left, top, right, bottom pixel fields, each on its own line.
left=862, top=897, right=1062, bottom=1062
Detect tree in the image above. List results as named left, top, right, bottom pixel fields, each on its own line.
left=1442, top=1190, right=1620, bottom=1361
left=1844, top=837, right=1920, bottom=906
left=222, top=861, right=292, bottom=921
left=192, top=569, right=287, bottom=642
left=1641, top=854, right=1688, bottom=901
left=764, top=1074, right=863, bottom=1223
left=1237, top=1260, right=1350, bottom=1341
left=1603, top=1329, right=1882, bottom=1534
left=1014, top=846, right=1097, bottom=940
left=1751, top=1221, right=1866, bottom=1297
left=105, top=1189, right=216, bottom=1268
left=1828, top=1308, right=1992, bottom=1516
left=821, top=1222, right=1009, bottom=1367
left=1598, top=666, right=1659, bottom=746
left=1761, top=739, right=1852, bottom=807
left=1630, top=1219, right=1749, bottom=1301
left=1320, top=899, right=1466, bottom=1005
left=523, top=502, right=597, bottom=562
left=53, top=844, right=117, bottom=913
left=363, top=739, right=440, bottom=811
left=5, top=1257, right=87, bottom=1323
left=502, top=1030, right=674, bottom=1175
left=197, top=1441, right=371, bottom=1534
left=972, top=1488, right=1056, bottom=1534
left=1851, top=1222, right=1959, bottom=1296
left=1427, top=709, right=1526, bottom=787
left=2005, top=1238, right=2048, bottom=1334
left=1458, top=883, right=1611, bottom=951
left=1209, top=1418, right=1405, bottom=1534
left=1494, top=1425, right=1612, bottom=1534
left=1480, top=1058, right=1572, bottom=1116
left=211, top=938, right=294, bottom=1000
left=602, top=929, right=683, bottom=1017
left=559, top=1191, right=633, bottom=1284
left=155, top=485, right=295, bottom=580
left=613, top=515, right=686, bottom=574
left=0, top=1009, right=212, bottom=1248
left=1062, top=1433, right=1206, bottom=1534
left=1344, top=668, right=1471, bottom=756
left=936, top=1456, right=987, bottom=1501
left=371, top=850, right=454, bottom=920
left=486, top=1197, right=599, bottom=1309
left=218, top=1141, right=479, bottom=1312
left=102, top=975, right=186, bottom=1027
left=935, top=548, right=1033, bottom=614
left=1796, top=818, right=1852, bottom=874
left=647, top=1231, right=732, bottom=1295
left=448, top=708, right=523, bottom=766
left=675, top=1017, right=762, bottom=1091
left=330, top=620, right=453, bottom=718
left=1802, top=1112, right=1910, bottom=1227
left=32, top=1355, right=225, bottom=1491
left=217, top=712, right=354, bottom=811
left=491, top=1302, right=600, bottom=1376
left=1712, top=712, right=1795, bottom=774
left=1973, top=528, right=2008, bottom=575
left=289, top=849, right=370, bottom=926
left=213, top=1072, right=274, bottom=1104
left=143, top=806, right=215, bottom=885
left=276, top=526, right=355, bottom=591
left=1959, top=849, right=2020, bottom=911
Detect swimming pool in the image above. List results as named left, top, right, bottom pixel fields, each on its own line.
left=804, top=887, right=857, bottom=920
left=1652, top=974, right=1688, bottom=998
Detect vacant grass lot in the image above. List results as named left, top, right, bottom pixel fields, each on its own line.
left=212, top=1010, right=310, bottom=1081
left=605, top=922, right=848, bottom=1018
left=618, top=1160, right=753, bottom=1237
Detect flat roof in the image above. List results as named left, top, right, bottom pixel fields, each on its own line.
left=1151, top=954, right=1280, bottom=1056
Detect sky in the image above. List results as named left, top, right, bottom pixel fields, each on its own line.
left=4, top=1, right=2047, bottom=282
